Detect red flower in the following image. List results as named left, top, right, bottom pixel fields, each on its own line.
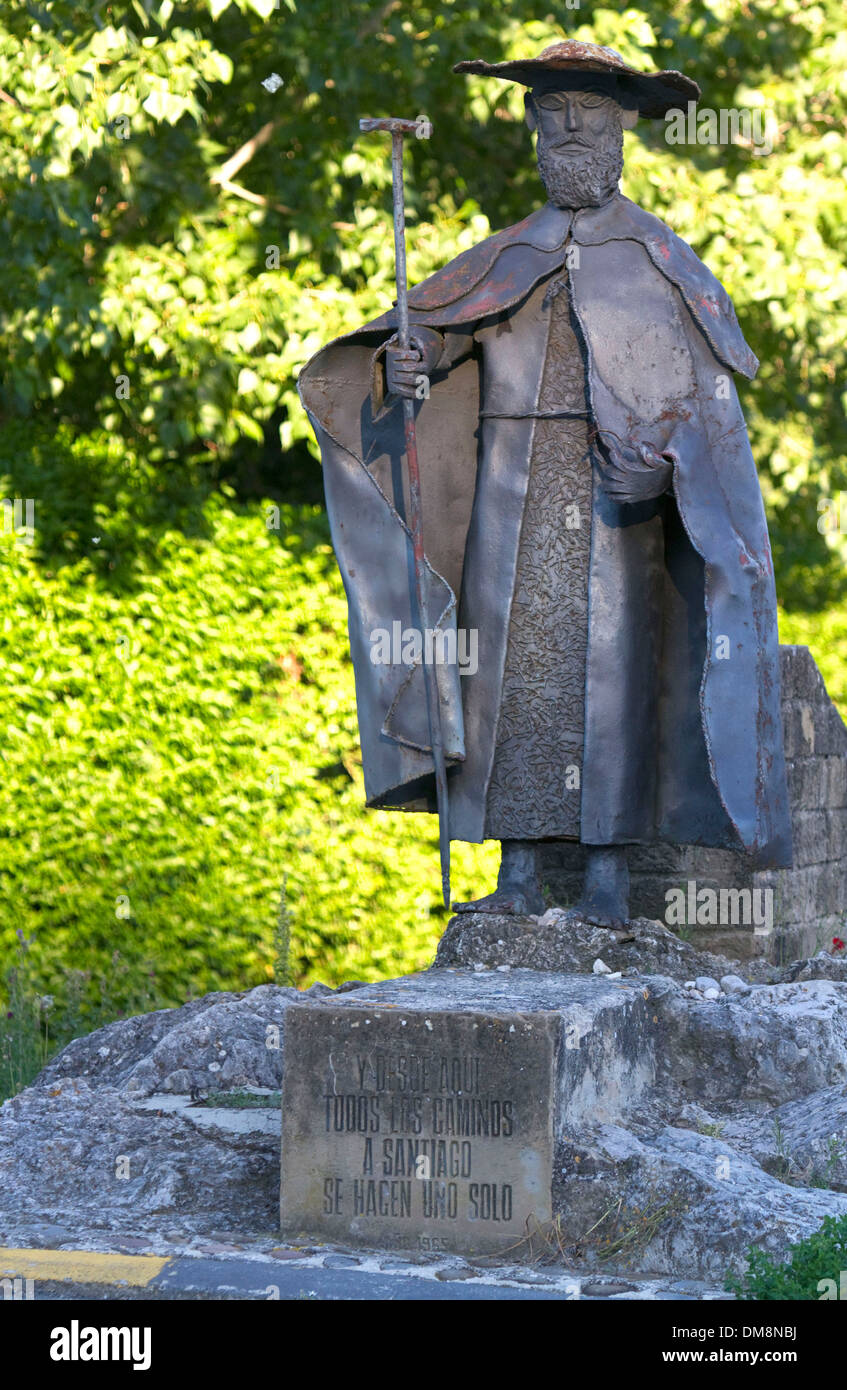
left=833, top=937, right=845, bottom=952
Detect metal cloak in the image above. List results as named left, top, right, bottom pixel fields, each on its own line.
left=298, top=192, right=793, bottom=869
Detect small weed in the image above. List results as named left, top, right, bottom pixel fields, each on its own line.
left=591, top=1191, right=690, bottom=1264
left=0, top=932, right=53, bottom=1103
left=274, top=877, right=293, bottom=987
left=770, top=1118, right=845, bottom=1191
left=727, top=1213, right=847, bottom=1299
left=0, top=933, right=161, bottom=1104
left=473, top=1186, right=688, bottom=1270
left=194, top=1089, right=281, bottom=1110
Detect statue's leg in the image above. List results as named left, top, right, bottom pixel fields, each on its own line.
left=569, top=845, right=630, bottom=928
left=452, top=839, right=544, bottom=916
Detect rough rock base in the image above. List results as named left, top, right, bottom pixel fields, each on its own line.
left=3, top=924, right=847, bottom=1280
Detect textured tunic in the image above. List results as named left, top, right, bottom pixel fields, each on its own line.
left=484, top=270, right=594, bottom=840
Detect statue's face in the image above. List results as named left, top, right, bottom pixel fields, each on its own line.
left=526, top=74, right=634, bottom=209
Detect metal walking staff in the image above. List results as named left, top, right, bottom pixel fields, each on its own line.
left=359, top=115, right=451, bottom=908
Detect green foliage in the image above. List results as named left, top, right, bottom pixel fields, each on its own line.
left=0, top=933, right=53, bottom=1102
left=0, top=1, right=843, bottom=598
left=779, top=604, right=847, bottom=710
left=726, top=1213, right=847, bottom=1300
left=0, top=923, right=159, bottom=1102
left=0, top=423, right=496, bottom=1053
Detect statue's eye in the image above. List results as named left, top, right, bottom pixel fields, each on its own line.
left=580, top=94, right=607, bottom=108
left=535, top=93, right=567, bottom=110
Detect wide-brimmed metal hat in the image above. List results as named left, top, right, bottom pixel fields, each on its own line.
left=453, top=39, right=700, bottom=119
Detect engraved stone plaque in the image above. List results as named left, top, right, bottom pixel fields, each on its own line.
left=280, top=969, right=655, bottom=1257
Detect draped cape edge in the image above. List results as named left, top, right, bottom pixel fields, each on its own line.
left=298, top=193, right=792, bottom=868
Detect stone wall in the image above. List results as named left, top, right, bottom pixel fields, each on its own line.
left=539, top=645, right=847, bottom=963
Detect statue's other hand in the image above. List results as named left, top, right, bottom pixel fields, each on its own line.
left=596, top=439, right=674, bottom=504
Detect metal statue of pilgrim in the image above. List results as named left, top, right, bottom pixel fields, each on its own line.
left=298, top=40, right=793, bottom=927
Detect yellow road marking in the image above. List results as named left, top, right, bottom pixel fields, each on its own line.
left=0, top=1247, right=170, bottom=1287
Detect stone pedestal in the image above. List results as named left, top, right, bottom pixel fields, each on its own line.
left=280, top=968, right=655, bottom=1256
left=541, top=645, right=847, bottom=962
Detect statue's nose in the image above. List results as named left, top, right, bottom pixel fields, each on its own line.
left=564, top=99, right=582, bottom=131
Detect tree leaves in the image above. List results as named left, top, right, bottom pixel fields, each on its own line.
left=0, top=1, right=842, bottom=577
left=0, top=423, right=496, bottom=1015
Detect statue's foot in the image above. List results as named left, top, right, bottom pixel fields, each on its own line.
left=569, top=846, right=631, bottom=930
left=562, top=903, right=629, bottom=931
left=452, top=884, right=545, bottom=916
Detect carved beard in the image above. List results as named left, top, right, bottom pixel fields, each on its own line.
left=536, top=123, right=624, bottom=210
